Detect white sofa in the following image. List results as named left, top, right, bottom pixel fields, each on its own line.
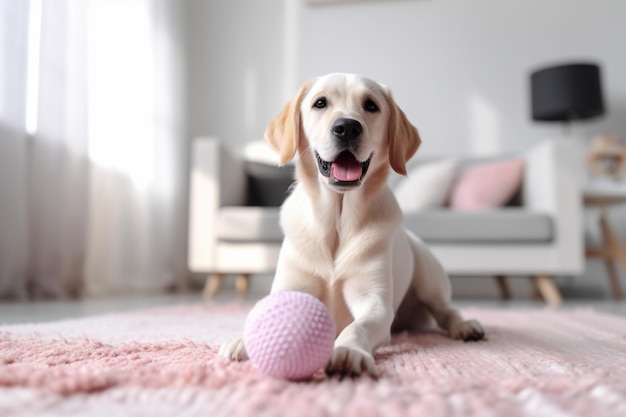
left=188, top=138, right=584, bottom=304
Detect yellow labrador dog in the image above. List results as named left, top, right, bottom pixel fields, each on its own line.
left=220, top=73, right=484, bottom=377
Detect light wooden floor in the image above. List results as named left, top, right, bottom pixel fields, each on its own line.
left=1, top=290, right=626, bottom=325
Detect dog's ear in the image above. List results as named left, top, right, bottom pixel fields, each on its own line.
left=385, top=91, right=421, bottom=176
left=264, top=81, right=309, bottom=165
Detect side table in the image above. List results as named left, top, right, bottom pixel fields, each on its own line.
left=583, top=184, right=626, bottom=300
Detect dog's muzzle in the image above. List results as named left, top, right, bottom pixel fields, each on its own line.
left=315, top=118, right=372, bottom=187
left=315, top=151, right=372, bottom=187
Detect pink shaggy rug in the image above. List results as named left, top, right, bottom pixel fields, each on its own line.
left=1, top=303, right=626, bottom=417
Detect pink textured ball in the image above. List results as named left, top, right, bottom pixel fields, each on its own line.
left=244, top=291, right=336, bottom=380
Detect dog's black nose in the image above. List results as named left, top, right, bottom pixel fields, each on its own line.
left=332, top=118, right=363, bottom=142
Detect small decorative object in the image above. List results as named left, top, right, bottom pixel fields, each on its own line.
left=587, top=134, right=626, bottom=180
left=244, top=291, right=336, bottom=380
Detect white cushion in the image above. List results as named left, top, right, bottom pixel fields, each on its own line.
left=393, top=157, right=461, bottom=211
left=217, top=206, right=283, bottom=242
left=244, top=140, right=295, bottom=166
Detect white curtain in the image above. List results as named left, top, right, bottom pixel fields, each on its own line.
left=0, top=1, right=30, bottom=298
left=0, top=0, right=188, bottom=299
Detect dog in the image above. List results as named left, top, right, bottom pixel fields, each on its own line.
left=220, top=73, right=484, bottom=377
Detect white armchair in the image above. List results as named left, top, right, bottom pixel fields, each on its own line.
left=187, top=138, right=284, bottom=298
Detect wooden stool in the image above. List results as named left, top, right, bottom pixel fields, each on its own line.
left=584, top=187, right=626, bottom=300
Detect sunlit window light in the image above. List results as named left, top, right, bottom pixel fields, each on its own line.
left=25, top=0, right=42, bottom=136
left=87, top=0, right=155, bottom=189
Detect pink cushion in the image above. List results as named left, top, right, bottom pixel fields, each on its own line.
left=449, top=159, right=524, bottom=211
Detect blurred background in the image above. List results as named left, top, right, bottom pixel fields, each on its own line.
left=1, top=0, right=626, bottom=306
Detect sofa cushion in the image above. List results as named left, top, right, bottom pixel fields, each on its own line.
left=217, top=206, right=283, bottom=243
left=394, top=157, right=461, bottom=211
left=219, top=207, right=552, bottom=244
left=245, top=161, right=295, bottom=207
left=449, top=158, right=525, bottom=211
left=403, top=209, right=553, bottom=243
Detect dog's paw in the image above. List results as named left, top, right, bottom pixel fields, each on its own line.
left=218, top=337, right=249, bottom=361
left=450, top=319, right=485, bottom=342
left=325, top=346, right=377, bottom=378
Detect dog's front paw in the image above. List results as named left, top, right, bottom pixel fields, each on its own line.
left=325, top=346, right=377, bottom=378
left=450, top=319, right=485, bottom=342
left=218, top=337, right=249, bottom=361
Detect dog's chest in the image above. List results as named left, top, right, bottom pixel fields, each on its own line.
left=284, top=220, right=356, bottom=333
left=315, top=214, right=363, bottom=274
left=284, top=196, right=361, bottom=272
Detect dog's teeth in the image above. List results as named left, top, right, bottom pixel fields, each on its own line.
left=316, top=152, right=332, bottom=177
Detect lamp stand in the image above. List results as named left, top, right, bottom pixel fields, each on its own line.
left=561, top=121, right=573, bottom=137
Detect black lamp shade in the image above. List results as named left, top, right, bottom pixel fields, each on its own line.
left=530, top=63, right=605, bottom=122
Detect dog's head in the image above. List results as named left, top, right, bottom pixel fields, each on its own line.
left=265, top=73, right=421, bottom=194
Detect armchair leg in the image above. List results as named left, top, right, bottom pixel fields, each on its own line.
left=203, top=273, right=226, bottom=300
left=235, top=274, right=251, bottom=299
left=494, top=275, right=512, bottom=300
left=531, top=275, right=562, bottom=306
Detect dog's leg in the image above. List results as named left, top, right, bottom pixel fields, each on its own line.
left=406, top=231, right=485, bottom=342
left=218, top=337, right=248, bottom=361
left=326, top=272, right=394, bottom=378
left=425, top=303, right=485, bottom=341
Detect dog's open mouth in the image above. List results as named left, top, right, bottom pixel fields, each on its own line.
left=316, top=151, right=372, bottom=186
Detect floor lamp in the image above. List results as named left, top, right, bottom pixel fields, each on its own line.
left=530, top=62, right=605, bottom=135
left=530, top=62, right=606, bottom=185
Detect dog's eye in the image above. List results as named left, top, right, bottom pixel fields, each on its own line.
left=313, top=98, right=327, bottom=109
left=364, top=99, right=379, bottom=113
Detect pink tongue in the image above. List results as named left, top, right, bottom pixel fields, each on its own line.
left=330, top=153, right=362, bottom=181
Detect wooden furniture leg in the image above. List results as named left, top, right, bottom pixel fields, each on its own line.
left=529, top=275, right=543, bottom=300
left=603, top=259, right=624, bottom=300
left=203, top=273, right=226, bottom=300
left=494, top=275, right=512, bottom=300
left=598, top=208, right=626, bottom=300
left=235, top=273, right=251, bottom=299
left=585, top=207, right=626, bottom=300
left=532, top=275, right=562, bottom=306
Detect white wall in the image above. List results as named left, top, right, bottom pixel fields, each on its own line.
left=297, top=0, right=626, bottom=157
left=186, top=0, right=626, bottom=296
left=187, top=0, right=626, bottom=156
left=187, top=0, right=289, bottom=153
